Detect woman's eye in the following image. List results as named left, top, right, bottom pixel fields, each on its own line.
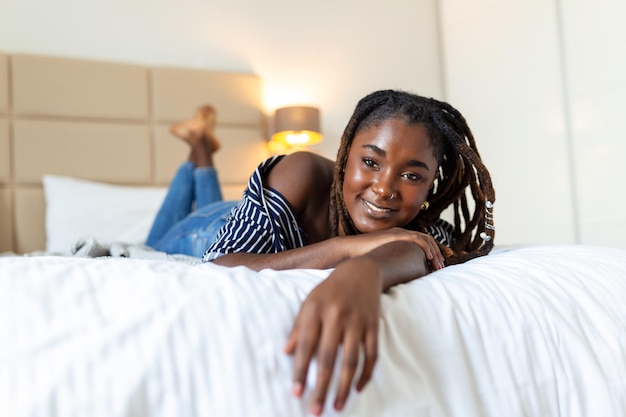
left=403, top=172, right=422, bottom=182
left=363, top=158, right=378, bottom=168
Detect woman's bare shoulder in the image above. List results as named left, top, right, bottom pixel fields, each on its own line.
left=268, top=151, right=334, bottom=181
left=292, top=151, right=334, bottom=171
left=265, top=151, right=335, bottom=213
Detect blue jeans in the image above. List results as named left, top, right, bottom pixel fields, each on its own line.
left=146, top=162, right=238, bottom=257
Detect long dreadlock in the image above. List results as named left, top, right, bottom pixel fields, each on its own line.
left=329, top=90, right=496, bottom=265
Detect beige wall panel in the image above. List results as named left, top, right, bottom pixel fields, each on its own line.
left=154, top=125, right=269, bottom=186
left=12, top=54, right=149, bottom=119
left=0, top=187, right=13, bottom=253
left=153, top=125, right=188, bottom=184
left=152, top=67, right=263, bottom=126
left=14, top=120, right=151, bottom=184
left=0, top=119, right=9, bottom=183
left=0, top=54, right=8, bottom=114
left=14, top=186, right=45, bottom=253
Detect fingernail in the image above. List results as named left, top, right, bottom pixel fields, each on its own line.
left=311, top=403, right=323, bottom=416
left=292, top=382, right=303, bottom=397
left=335, top=401, right=345, bottom=411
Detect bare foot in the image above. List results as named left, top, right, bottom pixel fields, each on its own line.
left=198, top=105, right=220, bottom=153
left=170, top=105, right=220, bottom=152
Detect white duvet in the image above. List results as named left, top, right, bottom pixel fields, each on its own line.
left=1, top=245, right=625, bottom=417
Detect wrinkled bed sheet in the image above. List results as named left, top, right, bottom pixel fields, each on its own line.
left=1, top=245, right=625, bottom=417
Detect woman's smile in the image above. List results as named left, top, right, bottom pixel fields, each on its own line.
left=362, top=198, right=394, bottom=216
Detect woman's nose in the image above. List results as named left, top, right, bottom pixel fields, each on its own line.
left=372, top=172, right=396, bottom=199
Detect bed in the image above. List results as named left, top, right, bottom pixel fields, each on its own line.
left=1, top=53, right=626, bottom=417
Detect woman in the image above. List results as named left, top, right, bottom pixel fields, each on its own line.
left=146, top=90, right=496, bottom=415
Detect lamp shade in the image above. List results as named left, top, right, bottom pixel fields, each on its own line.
left=271, top=106, right=322, bottom=147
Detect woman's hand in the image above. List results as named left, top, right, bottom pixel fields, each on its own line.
left=284, top=238, right=445, bottom=414
left=346, top=228, right=446, bottom=270
left=284, top=258, right=382, bottom=416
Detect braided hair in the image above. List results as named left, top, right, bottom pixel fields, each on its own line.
left=329, top=90, right=496, bottom=265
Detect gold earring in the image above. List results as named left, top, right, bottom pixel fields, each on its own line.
left=421, top=201, right=429, bottom=211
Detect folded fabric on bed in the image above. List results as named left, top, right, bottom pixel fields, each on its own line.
left=1, top=245, right=625, bottom=417
left=68, top=235, right=200, bottom=264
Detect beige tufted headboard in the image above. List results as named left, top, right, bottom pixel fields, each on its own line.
left=0, top=53, right=269, bottom=254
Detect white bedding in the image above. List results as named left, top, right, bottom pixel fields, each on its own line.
left=1, top=245, right=625, bottom=417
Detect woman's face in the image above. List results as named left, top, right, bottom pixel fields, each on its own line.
left=342, top=118, right=439, bottom=234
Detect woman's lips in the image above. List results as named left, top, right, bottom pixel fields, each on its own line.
left=362, top=199, right=393, bottom=216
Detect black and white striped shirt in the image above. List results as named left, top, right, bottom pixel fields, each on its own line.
left=202, top=155, right=306, bottom=262
left=424, top=219, right=454, bottom=247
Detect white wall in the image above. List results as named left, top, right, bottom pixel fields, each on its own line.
left=439, top=0, right=626, bottom=249
left=3, top=0, right=624, bottom=248
left=0, top=0, right=444, bottom=160
left=559, top=0, right=626, bottom=248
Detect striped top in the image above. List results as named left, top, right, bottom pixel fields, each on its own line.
left=425, top=219, right=454, bottom=247
left=202, top=155, right=306, bottom=262
left=202, top=155, right=454, bottom=262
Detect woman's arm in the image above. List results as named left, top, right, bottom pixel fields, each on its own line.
left=210, top=237, right=348, bottom=270
left=210, top=227, right=445, bottom=271
left=284, top=238, right=440, bottom=416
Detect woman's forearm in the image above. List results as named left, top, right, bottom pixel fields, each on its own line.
left=211, top=235, right=435, bottom=286
left=212, top=237, right=432, bottom=295
left=210, top=237, right=351, bottom=271
left=343, top=240, right=431, bottom=291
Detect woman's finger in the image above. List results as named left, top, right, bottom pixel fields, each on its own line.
left=333, top=326, right=362, bottom=411
left=416, top=233, right=445, bottom=270
left=309, top=322, right=341, bottom=416
left=291, top=318, right=321, bottom=398
left=356, top=324, right=378, bottom=392
left=284, top=328, right=298, bottom=354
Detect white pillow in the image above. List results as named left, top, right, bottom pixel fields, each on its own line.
left=43, top=175, right=167, bottom=254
